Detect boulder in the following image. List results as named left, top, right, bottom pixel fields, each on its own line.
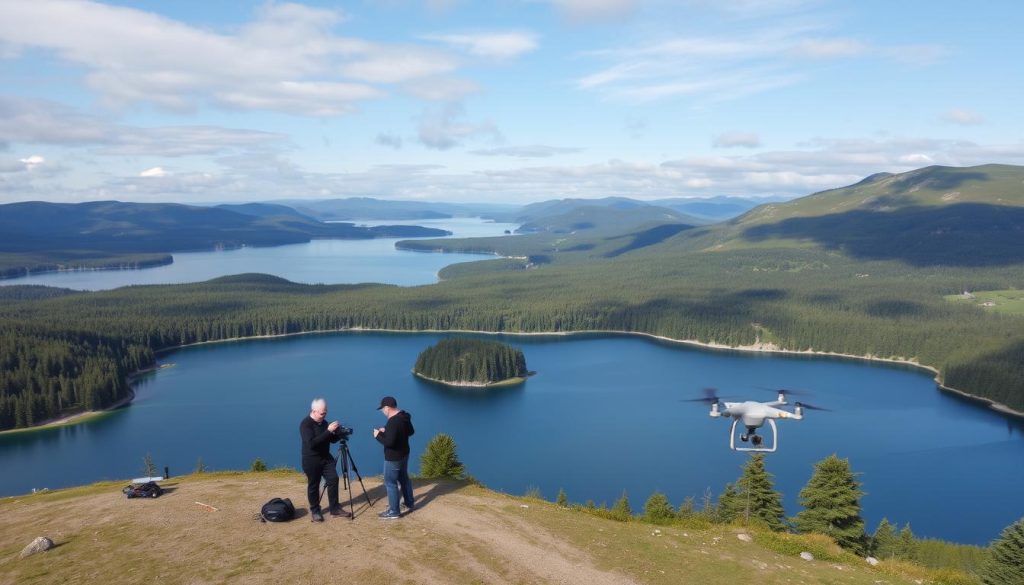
left=736, top=533, right=752, bottom=542
left=799, top=551, right=814, bottom=561
left=865, top=556, right=879, bottom=566
left=20, top=537, right=54, bottom=558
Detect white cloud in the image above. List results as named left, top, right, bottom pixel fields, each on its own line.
left=0, top=0, right=470, bottom=116
left=139, top=167, right=167, bottom=178
left=401, top=77, right=479, bottom=101
left=417, top=104, right=501, bottom=150
left=19, top=155, right=46, bottom=170
left=423, top=32, right=539, bottom=59
left=470, top=145, right=582, bottom=158
left=942, top=109, right=984, bottom=125
left=713, top=132, right=762, bottom=148
left=552, top=0, right=639, bottom=22
left=789, top=38, right=867, bottom=58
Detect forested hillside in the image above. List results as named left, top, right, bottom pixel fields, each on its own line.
left=1, top=165, right=1023, bottom=431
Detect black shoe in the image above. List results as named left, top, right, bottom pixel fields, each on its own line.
left=311, top=510, right=324, bottom=523
left=402, top=502, right=415, bottom=512
left=378, top=510, right=401, bottom=520
left=329, top=505, right=352, bottom=518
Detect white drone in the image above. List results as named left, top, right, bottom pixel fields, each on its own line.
left=687, top=387, right=828, bottom=453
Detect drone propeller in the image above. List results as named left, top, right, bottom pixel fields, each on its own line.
left=757, top=386, right=810, bottom=397
left=794, top=401, right=831, bottom=412
left=682, top=387, right=725, bottom=403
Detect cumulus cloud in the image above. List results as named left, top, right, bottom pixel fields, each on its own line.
left=470, top=145, right=582, bottom=158
left=942, top=109, right=984, bottom=125
left=423, top=32, right=539, bottom=59
left=713, top=132, right=762, bottom=148
left=0, top=0, right=473, bottom=116
left=139, top=167, right=167, bottom=177
left=19, top=155, right=46, bottom=170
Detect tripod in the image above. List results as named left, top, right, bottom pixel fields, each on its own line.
left=319, top=438, right=373, bottom=519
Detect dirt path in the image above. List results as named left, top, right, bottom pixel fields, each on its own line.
left=0, top=474, right=638, bottom=585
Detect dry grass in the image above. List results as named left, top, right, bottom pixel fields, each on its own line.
left=0, top=472, right=963, bottom=584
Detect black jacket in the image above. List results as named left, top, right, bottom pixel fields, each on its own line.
left=375, top=411, right=415, bottom=461
left=300, top=416, right=340, bottom=462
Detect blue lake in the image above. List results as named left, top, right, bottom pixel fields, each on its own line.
left=1, top=331, right=1021, bottom=545
left=1, top=217, right=518, bottom=290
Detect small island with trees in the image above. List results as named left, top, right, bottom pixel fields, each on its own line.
left=413, top=338, right=530, bottom=387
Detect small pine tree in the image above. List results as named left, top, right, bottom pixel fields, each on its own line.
left=142, top=452, right=157, bottom=478
left=979, top=517, right=1024, bottom=585
left=556, top=488, right=568, bottom=507
left=716, top=482, right=741, bottom=523
left=793, top=454, right=866, bottom=553
left=895, top=524, right=917, bottom=561
left=643, top=491, right=675, bottom=524
left=250, top=457, right=267, bottom=472
left=194, top=457, right=207, bottom=474
left=611, top=490, right=632, bottom=521
left=871, top=518, right=898, bottom=558
left=419, top=433, right=466, bottom=479
left=677, top=496, right=695, bottom=518
left=737, top=454, right=786, bottom=531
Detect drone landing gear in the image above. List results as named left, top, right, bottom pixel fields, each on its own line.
left=729, top=419, right=778, bottom=453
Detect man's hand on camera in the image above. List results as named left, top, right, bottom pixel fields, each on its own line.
left=328, top=421, right=340, bottom=432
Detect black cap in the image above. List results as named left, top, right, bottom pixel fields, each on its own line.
left=377, top=396, right=397, bottom=410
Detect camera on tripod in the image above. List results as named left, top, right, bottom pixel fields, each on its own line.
left=334, top=424, right=353, bottom=440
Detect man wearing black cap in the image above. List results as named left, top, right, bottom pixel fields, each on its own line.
left=372, top=396, right=415, bottom=519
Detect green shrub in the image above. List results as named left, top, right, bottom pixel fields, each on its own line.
left=419, top=433, right=466, bottom=479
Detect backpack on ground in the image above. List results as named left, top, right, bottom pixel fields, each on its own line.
left=260, top=497, right=295, bottom=522
left=122, top=481, right=163, bottom=499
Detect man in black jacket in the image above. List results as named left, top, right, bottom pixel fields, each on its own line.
left=372, top=396, right=415, bottom=519
left=299, top=398, right=350, bottom=522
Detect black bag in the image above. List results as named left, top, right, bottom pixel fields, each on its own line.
left=260, top=497, right=295, bottom=522
left=123, top=481, right=163, bottom=499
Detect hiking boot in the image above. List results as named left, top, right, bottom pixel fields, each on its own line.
left=378, top=509, right=401, bottom=520
left=311, top=510, right=324, bottom=523
left=329, top=505, right=352, bottom=518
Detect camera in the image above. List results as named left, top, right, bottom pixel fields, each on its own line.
left=334, top=425, right=353, bottom=440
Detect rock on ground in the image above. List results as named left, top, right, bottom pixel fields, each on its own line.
left=20, top=537, right=54, bottom=558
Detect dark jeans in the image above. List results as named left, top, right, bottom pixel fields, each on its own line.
left=303, top=457, right=338, bottom=513
left=383, top=456, right=414, bottom=514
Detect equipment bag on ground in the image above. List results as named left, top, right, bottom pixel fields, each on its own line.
left=260, top=497, right=295, bottom=522
left=123, top=481, right=163, bottom=499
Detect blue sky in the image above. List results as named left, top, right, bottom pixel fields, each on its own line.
left=1, top=0, right=1022, bottom=204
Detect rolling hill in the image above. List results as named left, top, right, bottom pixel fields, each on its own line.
left=0, top=201, right=449, bottom=278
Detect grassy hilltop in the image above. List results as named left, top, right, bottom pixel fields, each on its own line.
left=0, top=471, right=969, bottom=585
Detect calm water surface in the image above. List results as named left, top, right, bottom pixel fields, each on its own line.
left=1, top=217, right=517, bottom=290
left=1, top=332, right=1021, bottom=545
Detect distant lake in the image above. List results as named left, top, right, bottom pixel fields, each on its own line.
left=1, top=217, right=518, bottom=290
left=1, top=331, right=1021, bottom=545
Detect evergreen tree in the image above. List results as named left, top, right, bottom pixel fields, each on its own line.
left=979, top=517, right=1024, bottom=585
left=419, top=433, right=466, bottom=479
left=250, top=457, right=267, bottom=472
left=556, top=488, right=568, bottom=507
left=716, top=482, right=741, bottom=523
left=611, top=490, right=632, bottom=520
left=643, top=491, right=675, bottom=523
left=737, top=454, right=786, bottom=531
left=871, top=518, right=898, bottom=558
left=895, top=524, right=917, bottom=561
left=793, top=454, right=866, bottom=553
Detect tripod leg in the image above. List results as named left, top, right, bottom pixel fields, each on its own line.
left=345, top=447, right=374, bottom=507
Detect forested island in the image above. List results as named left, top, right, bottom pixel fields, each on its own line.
left=413, top=338, right=529, bottom=386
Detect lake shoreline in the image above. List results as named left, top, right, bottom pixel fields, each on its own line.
left=411, top=370, right=527, bottom=388
left=9, top=326, right=1021, bottom=434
